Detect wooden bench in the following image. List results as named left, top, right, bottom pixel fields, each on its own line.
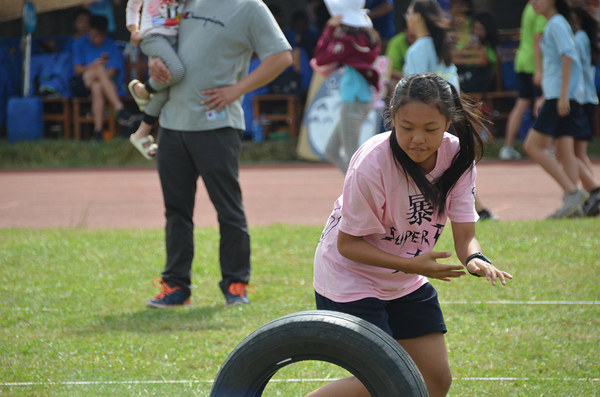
left=252, top=94, right=301, bottom=138
left=72, top=97, right=116, bottom=141
left=42, top=97, right=72, bottom=139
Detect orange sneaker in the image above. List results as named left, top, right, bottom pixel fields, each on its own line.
left=146, top=278, right=190, bottom=309
left=224, top=282, right=255, bottom=307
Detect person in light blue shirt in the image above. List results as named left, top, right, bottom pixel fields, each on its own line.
left=524, top=0, right=591, bottom=219
left=539, top=14, right=584, bottom=103
left=572, top=4, right=600, bottom=217
left=403, top=0, right=460, bottom=92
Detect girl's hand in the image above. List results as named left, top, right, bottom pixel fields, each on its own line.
left=533, top=96, right=545, bottom=117
left=557, top=95, right=570, bottom=117
left=130, top=30, right=141, bottom=46
left=409, top=251, right=466, bottom=282
left=533, top=71, right=542, bottom=87
left=327, top=15, right=344, bottom=27
left=466, top=258, right=513, bottom=286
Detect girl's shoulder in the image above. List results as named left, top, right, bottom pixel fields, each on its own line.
left=349, top=132, right=394, bottom=173
left=547, top=14, right=570, bottom=31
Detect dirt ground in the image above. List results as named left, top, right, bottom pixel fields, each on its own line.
left=1, top=161, right=599, bottom=228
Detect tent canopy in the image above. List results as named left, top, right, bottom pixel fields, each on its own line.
left=0, top=0, right=83, bottom=23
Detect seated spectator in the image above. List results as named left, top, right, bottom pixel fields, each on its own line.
left=366, top=0, right=395, bottom=53
left=385, top=28, right=416, bottom=90
left=307, top=0, right=332, bottom=32
left=71, top=15, right=137, bottom=140
left=266, top=4, right=313, bottom=95
left=65, top=8, right=91, bottom=55
left=289, top=10, right=321, bottom=58
left=453, top=11, right=500, bottom=92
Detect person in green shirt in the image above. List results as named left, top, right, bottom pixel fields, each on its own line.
left=500, top=2, right=546, bottom=160
left=385, top=29, right=416, bottom=90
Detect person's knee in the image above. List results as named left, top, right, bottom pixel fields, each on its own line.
left=433, top=369, right=453, bottom=394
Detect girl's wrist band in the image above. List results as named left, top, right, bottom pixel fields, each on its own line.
left=464, top=252, right=491, bottom=277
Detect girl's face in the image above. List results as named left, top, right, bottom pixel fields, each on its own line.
left=404, top=8, right=419, bottom=33
left=393, top=101, right=450, bottom=173
left=530, top=0, right=554, bottom=16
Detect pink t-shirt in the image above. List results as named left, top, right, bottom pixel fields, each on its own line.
left=314, top=131, right=478, bottom=302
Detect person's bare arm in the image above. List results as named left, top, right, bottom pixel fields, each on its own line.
left=337, top=231, right=466, bottom=282
left=451, top=222, right=512, bottom=286
left=533, top=32, right=543, bottom=87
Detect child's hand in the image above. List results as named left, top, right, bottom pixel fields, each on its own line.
left=130, top=30, right=141, bottom=46
left=327, top=15, right=344, bottom=27
left=557, top=95, right=571, bottom=117
left=466, top=258, right=513, bottom=286
left=410, top=251, right=466, bottom=282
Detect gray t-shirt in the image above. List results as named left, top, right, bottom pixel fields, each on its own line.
left=159, top=0, right=291, bottom=131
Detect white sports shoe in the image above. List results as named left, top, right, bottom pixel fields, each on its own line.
left=547, top=188, right=590, bottom=219
left=499, top=146, right=521, bottom=160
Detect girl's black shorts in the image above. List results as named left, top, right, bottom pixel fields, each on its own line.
left=315, top=283, right=447, bottom=340
left=532, top=99, right=590, bottom=139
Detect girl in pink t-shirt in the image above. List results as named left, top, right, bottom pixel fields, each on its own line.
left=309, top=72, right=512, bottom=397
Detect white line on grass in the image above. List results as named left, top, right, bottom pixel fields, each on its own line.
left=441, top=301, right=600, bottom=305
left=2, top=378, right=599, bottom=387
left=2, top=301, right=599, bottom=313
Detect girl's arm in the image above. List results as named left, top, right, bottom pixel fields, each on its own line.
left=125, top=0, right=142, bottom=45
left=337, top=231, right=467, bottom=282
left=558, top=54, right=572, bottom=117
left=533, top=32, right=543, bottom=87
left=451, top=222, right=512, bottom=286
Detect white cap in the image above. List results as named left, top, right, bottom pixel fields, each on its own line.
left=324, top=0, right=373, bottom=28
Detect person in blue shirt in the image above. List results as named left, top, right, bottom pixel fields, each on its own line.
left=403, top=0, right=459, bottom=91
left=366, top=0, right=395, bottom=53
left=71, top=15, right=136, bottom=140
left=524, top=0, right=590, bottom=218
left=571, top=4, right=600, bottom=216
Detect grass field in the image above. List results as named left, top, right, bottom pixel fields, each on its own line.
left=1, top=221, right=599, bottom=396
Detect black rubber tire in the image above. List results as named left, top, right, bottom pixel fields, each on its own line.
left=209, top=310, right=429, bottom=397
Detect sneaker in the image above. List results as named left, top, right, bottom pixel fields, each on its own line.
left=582, top=191, right=600, bottom=217
left=569, top=206, right=584, bottom=218
left=91, top=130, right=104, bottom=141
left=477, top=209, right=499, bottom=221
left=224, top=282, right=255, bottom=307
left=116, top=108, right=138, bottom=127
left=146, top=278, right=190, bottom=308
left=499, top=146, right=521, bottom=160
left=547, top=188, right=590, bottom=219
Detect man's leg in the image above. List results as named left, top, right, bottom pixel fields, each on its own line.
left=83, top=66, right=136, bottom=126
left=155, top=127, right=199, bottom=297
left=185, top=128, right=251, bottom=295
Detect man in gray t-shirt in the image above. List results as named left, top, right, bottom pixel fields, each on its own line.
left=145, top=0, right=292, bottom=309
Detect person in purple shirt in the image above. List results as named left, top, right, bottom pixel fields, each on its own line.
left=71, top=15, right=136, bottom=140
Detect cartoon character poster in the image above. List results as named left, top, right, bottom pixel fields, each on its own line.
left=297, top=56, right=391, bottom=162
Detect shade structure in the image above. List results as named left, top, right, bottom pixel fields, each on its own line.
left=0, top=0, right=84, bottom=22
